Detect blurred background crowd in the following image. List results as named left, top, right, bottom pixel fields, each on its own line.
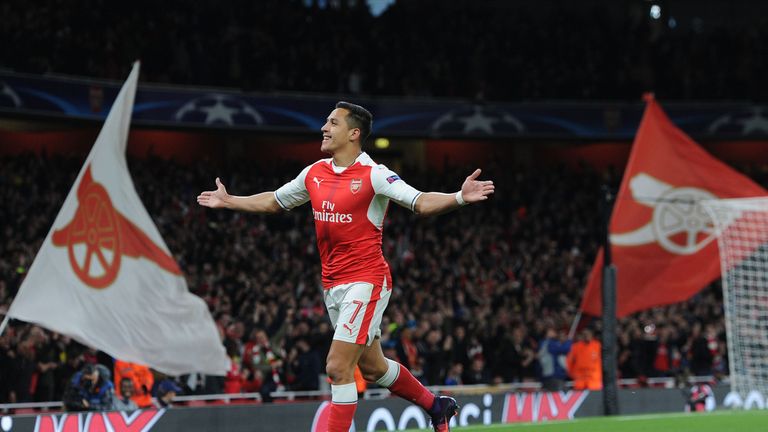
left=3, top=0, right=764, bottom=412
left=0, top=152, right=735, bottom=406
left=1, top=0, right=767, bottom=101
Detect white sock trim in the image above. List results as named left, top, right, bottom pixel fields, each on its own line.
left=376, top=358, right=400, bottom=387
left=331, top=383, right=358, bottom=404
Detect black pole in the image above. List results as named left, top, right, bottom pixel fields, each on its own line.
left=600, top=185, right=619, bottom=416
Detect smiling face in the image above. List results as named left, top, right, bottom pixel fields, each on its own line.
left=120, top=378, right=134, bottom=397
left=320, top=108, right=359, bottom=154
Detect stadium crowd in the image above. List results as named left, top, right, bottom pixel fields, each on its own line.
left=2, top=0, right=767, bottom=101
left=0, top=152, right=730, bottom=405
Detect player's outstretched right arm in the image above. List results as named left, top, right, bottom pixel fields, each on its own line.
left=197, top=177, right=282, bottom=213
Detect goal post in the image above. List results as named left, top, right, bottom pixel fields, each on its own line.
left=702, top=197, right=768, bottom=398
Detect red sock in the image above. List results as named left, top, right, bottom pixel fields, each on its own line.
left=328, top=402, right=356, bottom=432
left=388, top=364, right=435, bottom=410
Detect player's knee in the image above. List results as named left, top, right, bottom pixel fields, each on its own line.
left=325, top=358, right=352, bottom=384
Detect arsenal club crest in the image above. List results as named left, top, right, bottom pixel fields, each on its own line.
left=350, top=179, right=362, bottom=194
left=52, top=165, right=182, bottom=289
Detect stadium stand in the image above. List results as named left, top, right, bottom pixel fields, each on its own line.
left=0, top=152, right=730, bottom=404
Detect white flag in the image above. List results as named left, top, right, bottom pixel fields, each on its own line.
left=8, top=62, right=228, bottom=375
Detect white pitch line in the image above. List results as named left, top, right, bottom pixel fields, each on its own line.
left=613, top=410, right=739, bottom=421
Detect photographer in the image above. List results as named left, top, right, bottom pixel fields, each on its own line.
left=62, top=364, right=114, bottom=411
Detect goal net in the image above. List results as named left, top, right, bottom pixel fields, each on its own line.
left=702, top=197, right=768, bottom=398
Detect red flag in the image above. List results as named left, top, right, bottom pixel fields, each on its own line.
left=580, top=94, right=767, bottom=318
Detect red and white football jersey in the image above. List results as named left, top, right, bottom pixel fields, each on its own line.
left=274, top=152, right=421, bottom=291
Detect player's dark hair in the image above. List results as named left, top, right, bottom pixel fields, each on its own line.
left=336, top=101, right=372, bottom=145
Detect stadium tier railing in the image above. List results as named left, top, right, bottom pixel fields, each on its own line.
left=0, top=376, right=720, bottom=415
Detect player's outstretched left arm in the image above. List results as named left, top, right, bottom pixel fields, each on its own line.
left=414, top=169, right=494, bottom=216
left=197, top=177, right=282, bottom=213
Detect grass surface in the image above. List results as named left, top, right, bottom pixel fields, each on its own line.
left=404, top=410, right=768, bottom=432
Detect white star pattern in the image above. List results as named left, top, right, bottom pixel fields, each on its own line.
left=0, top=82, right=22, bottom=107
left=739, top=108, right=768, bottom=135
left=431, top=112, right=454, bottom=131
left=174, top=94, right=264, bottom=126
left=458, top=106, right=497, bottom=134
left=200, top=99, right=240, bottom=125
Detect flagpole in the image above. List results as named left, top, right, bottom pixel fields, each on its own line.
left=568, top=311, right=581, bottom=340
left=0, top=314, right=10, bottom=338
left=600, top=184, right=619, bottom=416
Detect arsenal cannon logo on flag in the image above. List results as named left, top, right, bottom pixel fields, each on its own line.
left=52, top=165, right=182, bottom=289
left=610, top=173, right=718, bottom=256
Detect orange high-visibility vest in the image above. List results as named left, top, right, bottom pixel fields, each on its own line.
left=354, top=366, right=367, bottom=394
left=566, top=340, right=602, bottom=390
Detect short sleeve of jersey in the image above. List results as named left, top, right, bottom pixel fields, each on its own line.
left=371, top=165, right=423, bottom=211
left=274, top=164, right=311, bottom=210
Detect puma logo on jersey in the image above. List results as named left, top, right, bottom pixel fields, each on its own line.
left=343, top=324, right=355, bottom=336
left=313, top=177, right=324, bottom=189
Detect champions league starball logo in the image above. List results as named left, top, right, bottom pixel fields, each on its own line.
left=0, top=81, right=22, bottom=108
left=174, top=93, right=264, bottom=126
left=707, top=107, right=768, bottom=136
left=431, top=105, right=525, bottom=135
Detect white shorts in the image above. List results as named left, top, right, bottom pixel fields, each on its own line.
left=324, top=278, right=392, bottom=346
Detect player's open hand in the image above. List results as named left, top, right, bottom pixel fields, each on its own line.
left=197, top=177, right=230, bottom=208
left=460, top=169, right=494, bottom=203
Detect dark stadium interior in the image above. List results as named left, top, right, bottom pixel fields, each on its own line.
left=2, top=0, right=768, bottom=101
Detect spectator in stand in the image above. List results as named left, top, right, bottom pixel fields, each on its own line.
left=154, top=379, right=182, bottom=408
left=686, top=382, right=714, bottom=413
left=449, top=326, right=470, bottom=368
left=0, top=332, right=14, bottom=402
left=181, top=371, right=224, bottom=396
left=287, top=337, right=322, bottom=391
left=112, top=378, right=139, bottom=412
left=677, top=372, right=715, bottom=413
left=491, top=326, right=535, bottom=383
left=381, top=340, right=399, bottom=368
left=14, top=339, right=38, bottom=403
left=686, top=322, right=715, bottom=376
left=567, top=328, right=602, bottom=390
left=537, top=327, right=572, bottom=391
left=63, top=364, right=114, bottom=412
left=114, top=360, right=154, bottom=408
left=395, top=321, right=419, bottom=370
left=463, top=355, right=492, bottom=385
left=30, top=327, right=61, bottom=403
left=421, top=329, right=449, bottom=386
left=242, top=328, right=284, bottom=401
left=444, top=363, right=463, bottom=386
left=651, top=324, right=682, bottom=377
left=224, top=343, right=248, bottom=394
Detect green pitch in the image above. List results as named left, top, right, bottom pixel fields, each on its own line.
left=404, top=410, right=768, bottom=432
